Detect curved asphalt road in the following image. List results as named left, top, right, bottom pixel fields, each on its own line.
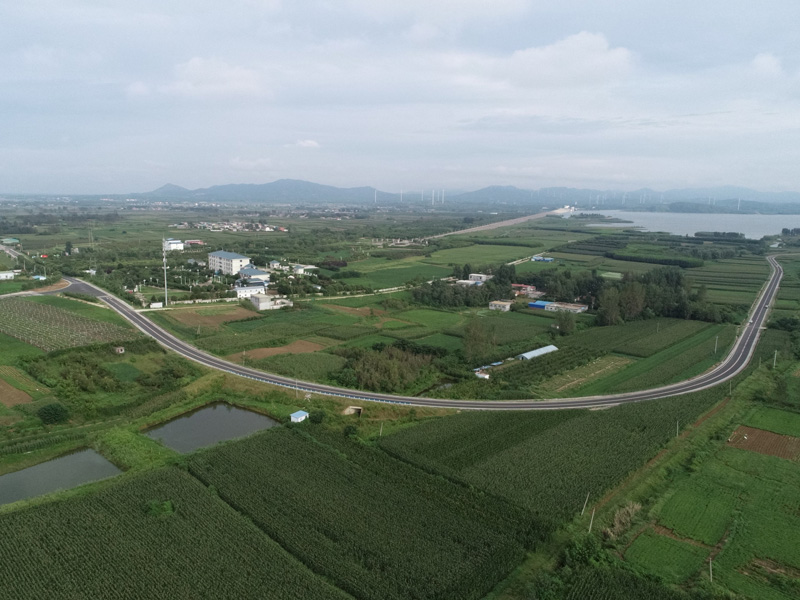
left=60, top=255, right=782, bottom=410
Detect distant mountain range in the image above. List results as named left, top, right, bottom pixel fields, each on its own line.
left=140, top=179, right=800, bottom=207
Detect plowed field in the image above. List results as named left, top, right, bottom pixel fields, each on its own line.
left=727, top=425, right=800, bottom=460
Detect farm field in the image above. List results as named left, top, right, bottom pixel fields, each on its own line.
left=0, top=280, right=26, bottom=295
left=743, top=405, right=800, bottom=437
left=727, top=425, right=800, bottom=460
left=624, top=530, right=709, bottom=584
left=423, top=244, right=534, bottom=264
left=574, top=324, right=735, bottom=395
left=635, top=444, right=800, bottom=600
left=381, top=386, right=727, bottom=530
left=0, top=297, right=140, bottom=352
left=0, top=467, right=349, bottom=600
left=188, top=426, right=538, bottom=600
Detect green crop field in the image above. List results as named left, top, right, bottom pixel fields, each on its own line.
left=658, top=479, right=738, bottom=545
left=743, top=406, right=800, bottom=437
left=0, top=468, right=349, bottom=600
left=399, top=308, right=464, bottom=328
left=564, top=565, right=692, bottom=600
left=424, top=244, right=533, bottom=265
left=0, top=280, right=26, bottom=295
left=249, top=352, right=347, bottom=380
left=381, top=386, right=726, bottom=530
left=575, top=324, right=735, bottom=395
left=341, top=263, right=452, bottom=289
left=188, top=426, right=539, bottom=600
left=561, top=319, right=710, bottom=358
left=27, top=295, right=132, bottom=327
left=624, top=530, right=709, bottom=584
left=0, top=297, right=140, bottom=352
left=0, top=332, right=43, bottom=365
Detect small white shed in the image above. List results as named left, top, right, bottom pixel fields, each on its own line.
left=290, top=410, right=309, bottom=423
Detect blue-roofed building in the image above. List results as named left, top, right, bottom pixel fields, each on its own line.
left=208, top=250, right=251, bottom=274
left=529, top=300, right=552, bottom=309
left=290, top=410, right=309, bottom=423
left=238, top=265, right=271, bottom=283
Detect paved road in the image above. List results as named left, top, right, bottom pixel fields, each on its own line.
left=426, top=209, right=569, bottom=239
left=60, top=255, right=781, bottom=410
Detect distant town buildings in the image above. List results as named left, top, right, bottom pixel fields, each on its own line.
left=511, top=284, right=538, bottom=298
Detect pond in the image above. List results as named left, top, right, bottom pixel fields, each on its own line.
left=145, top=402, right=279, bottom=453
left=0, top=448, right=121, bottom=506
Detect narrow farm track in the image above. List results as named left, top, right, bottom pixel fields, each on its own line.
left=60, top=255, right=783, bottom=410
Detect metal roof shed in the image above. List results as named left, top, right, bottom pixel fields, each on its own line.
left=290, top=410, right=309, bottom=423
left=516, top=345, right=558, bottom=360
left=528, top=300, right=552, bottom=309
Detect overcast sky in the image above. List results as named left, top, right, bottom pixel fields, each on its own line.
left=3, top=1, right=800, bottom=194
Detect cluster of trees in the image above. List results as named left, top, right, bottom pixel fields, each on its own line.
left=412, top=278, right=512, bottom=308
left=518, top=269, right=604, bottom=305
left=333, top=344, right=437, bottom=393
left=595, top=267, right=735, bottom=325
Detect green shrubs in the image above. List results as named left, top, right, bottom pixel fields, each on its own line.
left=37, top=403, right=70, bottom=424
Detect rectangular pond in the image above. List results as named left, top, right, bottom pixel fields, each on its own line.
left=145, top=402, right=279, bottom=453
left=0, top=448, right=121, bottom=506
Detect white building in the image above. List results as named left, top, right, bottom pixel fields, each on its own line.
left=544, top=302, right=588, bottom=314
left=235, top=281, right=267, bottom=299
left=163, top=238, right=184, bottom=252
left=469, top=273, right=493, bottom=282
left=208, top=250, right=251, bottom=275
left=250, top=294, right=293, bottom=311
left=489, top=300, right=513, bottom=312
left=290, top=410, right=309, bottom=423
left=0, top=271, right=14, bottom=280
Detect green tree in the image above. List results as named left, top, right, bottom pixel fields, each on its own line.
left=596, top=287, right=621, bottom=326
left=37, top=403, right=70, bottom=424
left=554, top=310, right=576, bottom=336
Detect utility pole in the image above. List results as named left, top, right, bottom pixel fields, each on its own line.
left=709, top=559, right=713, bottom=582
left=581, top=491, right=590, bottom=516
left=714, top=335, right=718, bottom=355
left=379, top=422, right=384, bottom=437
left=588, top=508, right=595, bottom=533
left=773, top=350, right=778, bottom=368
left=162, top=240, right=168, bottom=306
left=676, top=419, right=679, bottom=438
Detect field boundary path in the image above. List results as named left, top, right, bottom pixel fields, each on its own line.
left=58, top=254, right=782, bottom=411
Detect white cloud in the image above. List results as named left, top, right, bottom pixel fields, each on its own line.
left=161, top=57, right=266, bottom=97
left=289, top=139, right=320, bottom=148
left=750, top=52, right=783, bottom=77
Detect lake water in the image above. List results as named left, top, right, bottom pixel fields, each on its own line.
left=574, top=211, right=800, bottom=239
left=145, top=402, right=279, bottom=453
left=0, top=448, right=120, bottom=506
